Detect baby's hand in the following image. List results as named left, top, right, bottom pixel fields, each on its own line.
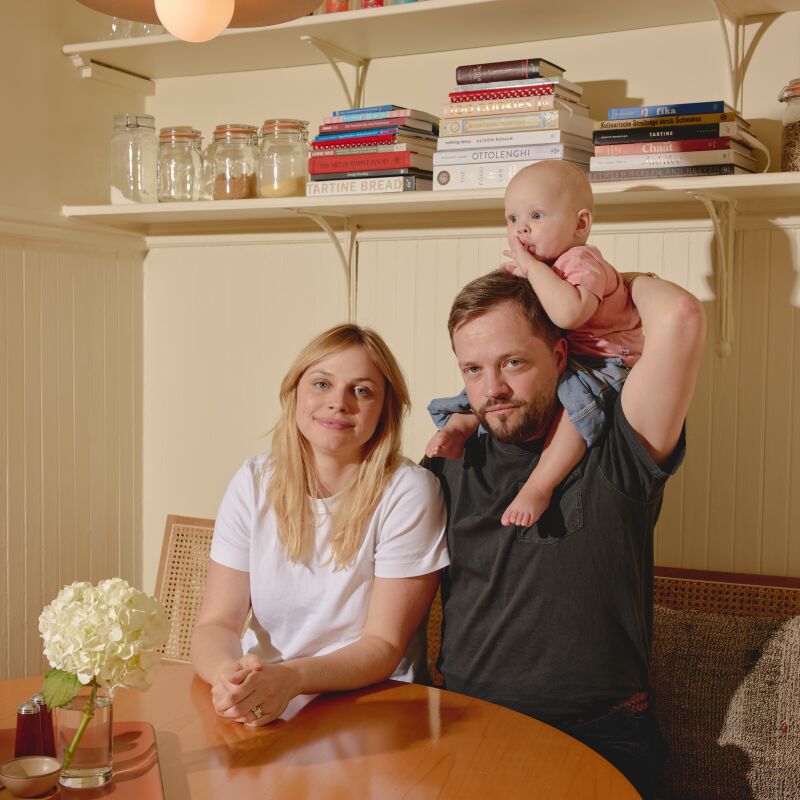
left=425, top=428, right=467, bottom=459
left=501, top=235, right=547, bottom=278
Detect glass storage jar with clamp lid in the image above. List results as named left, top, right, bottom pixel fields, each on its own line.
left=212, top=124, right=258, bottom=199
left=779, top=78, right=800, bottom=171
left=157, top=126, right=203, bottom=201
left=257, top=119, right=310, bottom=198
left=110, top=114, right=158, bottom=204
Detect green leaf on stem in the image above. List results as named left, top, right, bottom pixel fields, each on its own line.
left=43, top=668, right=81, bottom=709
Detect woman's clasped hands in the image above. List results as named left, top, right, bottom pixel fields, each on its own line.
left=211, top=653, right=301, bottom=726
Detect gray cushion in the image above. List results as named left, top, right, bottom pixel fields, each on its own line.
left=651, top=605, right=800, bottom=800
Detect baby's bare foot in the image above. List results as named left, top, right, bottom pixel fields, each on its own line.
left=425, top=429, right=467, bottom=459
left=501, top=484, right=553, bottom=528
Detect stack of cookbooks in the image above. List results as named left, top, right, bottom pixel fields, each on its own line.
left=433, top=57, right=594, bottom=191
left=590, top=100, right=760, bottom=182
left=306, top=105, right=437, bottom=196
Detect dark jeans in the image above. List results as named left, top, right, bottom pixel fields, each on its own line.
left=558, top=706, right=666, bottom=799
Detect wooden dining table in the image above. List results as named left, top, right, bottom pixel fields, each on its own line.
left=0, top=663, right=639, bottom=799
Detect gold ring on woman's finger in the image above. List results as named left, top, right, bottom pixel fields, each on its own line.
left=250, top=704, right=264, bottom=719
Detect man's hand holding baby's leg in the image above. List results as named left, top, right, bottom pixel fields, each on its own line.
left=424, top=412, right=479, bottom=459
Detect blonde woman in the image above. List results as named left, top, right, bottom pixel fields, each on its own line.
left=191, top=324, right=449, bottom=725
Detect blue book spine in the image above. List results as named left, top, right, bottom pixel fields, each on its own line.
left=315, top=127, right=402, bottom=141
left=333, top=104, right=397, bottom=116
left=326, top=109, right=412, bottom=122
left=608, top=101, right=728, bottom=120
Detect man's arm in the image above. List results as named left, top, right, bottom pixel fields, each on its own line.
left=621, top=274, right=706, bottom=466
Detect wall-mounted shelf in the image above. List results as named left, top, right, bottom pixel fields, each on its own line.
left=62, top=173, right=800, bottom=235
left=63, top=171, right=800, bottom=335
left=62, top=0, right=800, bottom=82
left=61, top=0, right=800, bottom=340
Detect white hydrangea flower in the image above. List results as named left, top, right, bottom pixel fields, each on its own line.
left=39, top=579, right=170, bottom=694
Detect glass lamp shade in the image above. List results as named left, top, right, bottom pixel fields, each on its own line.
left=154, top=0, right=234, bottom=42
left=74, top=0, right=322, bottom=30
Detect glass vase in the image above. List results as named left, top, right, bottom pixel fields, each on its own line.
left=54, top=687, right=113, bottom=788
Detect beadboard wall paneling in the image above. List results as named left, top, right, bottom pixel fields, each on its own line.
left=0, top=230, right=143, bottom=680
left=139, top=220, right=800, bottom=601
left=355, top=220, right=800, bottom=578
left=141, top=236, right=348, bottom=593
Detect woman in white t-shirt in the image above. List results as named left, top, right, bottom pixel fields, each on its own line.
left=191, top=324, right=449, bottom=726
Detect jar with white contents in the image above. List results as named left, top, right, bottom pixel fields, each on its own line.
left=257, top=119, right=310, bottom=198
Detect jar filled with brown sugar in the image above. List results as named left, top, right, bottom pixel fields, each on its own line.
left=779, top=78, right=800, bottom=171
left=212, top=124, right=258, bottom=199
left=257, top=119, right=310, bottom=198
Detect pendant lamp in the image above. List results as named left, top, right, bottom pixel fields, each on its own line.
left=76, top=0, right=323, bottom=42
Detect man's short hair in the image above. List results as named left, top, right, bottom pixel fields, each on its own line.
left=448, top=270, right=562, bottom=347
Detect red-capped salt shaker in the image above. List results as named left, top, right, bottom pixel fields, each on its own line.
left=31, top=692, right=56, bottom=757
left=14, top=700, right=43, bottom=757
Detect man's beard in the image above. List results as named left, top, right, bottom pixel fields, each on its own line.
left=473, top=383, right=557, bottom=444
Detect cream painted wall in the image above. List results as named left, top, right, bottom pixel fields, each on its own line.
left=140, top=217, right=800, bottom=593
left=1, top=1, right=145, bottom=212
left=142, top=233, right=349, bottom=587
left=139, top=13, right=800, bottom=590
left=0, top=2, right=146, bottom=679
left=0, top=226, right=145, bottom=679
left=145, top=16, right=800, bottom=195
left=2, top=4, right=800, bottom=677
left=357, top=219, right=800, bottom=577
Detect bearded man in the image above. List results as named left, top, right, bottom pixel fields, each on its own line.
left=424, top=269, right=705, bottom=799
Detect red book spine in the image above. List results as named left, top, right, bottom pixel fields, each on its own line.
left=309, top=151, right=419, bottom=174
left=312, top=134, right=398, bottom=150
left=593, top=137, right=734, bottom=156
left=319, top=117, right=414, bottom=133
left=455, top=59, right=558, bottom=84
left=449, top=85, right=555, bottom=103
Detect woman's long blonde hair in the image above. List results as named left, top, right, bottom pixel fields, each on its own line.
left=266, top=324, right=411, bottom=569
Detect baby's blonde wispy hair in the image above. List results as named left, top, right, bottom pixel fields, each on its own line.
left=509, top=160, right=594, bottom=215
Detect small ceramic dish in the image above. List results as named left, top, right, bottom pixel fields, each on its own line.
left=0, top=755, right=62, bottom=797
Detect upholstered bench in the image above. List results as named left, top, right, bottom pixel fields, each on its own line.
left=427, top=567, right=800, bottom=800
left=651, top=568, right=800, bottom=800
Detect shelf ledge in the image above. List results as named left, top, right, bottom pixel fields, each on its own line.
left=62, top=173, right=800, bottom=233
left=61, top=0, right=800, bottom=82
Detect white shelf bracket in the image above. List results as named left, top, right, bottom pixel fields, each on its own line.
left=689, top=191, right=736, bottom=357
left=711, top=0, right=746, bottom=112
left=292, top=211, right=359, bottom=321
left=300, top=35, right=370, bottom=109
left=68, top=54, right=155, bottom=95
left=711, top=0, right=777, bottom=113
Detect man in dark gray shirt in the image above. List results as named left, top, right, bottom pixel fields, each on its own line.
left=425, top=270, right=705, bottom=798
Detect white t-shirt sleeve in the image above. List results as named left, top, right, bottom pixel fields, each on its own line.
left=209, top=459, right=258, bottom=573
left=373, top=462, right=449, bottom=579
